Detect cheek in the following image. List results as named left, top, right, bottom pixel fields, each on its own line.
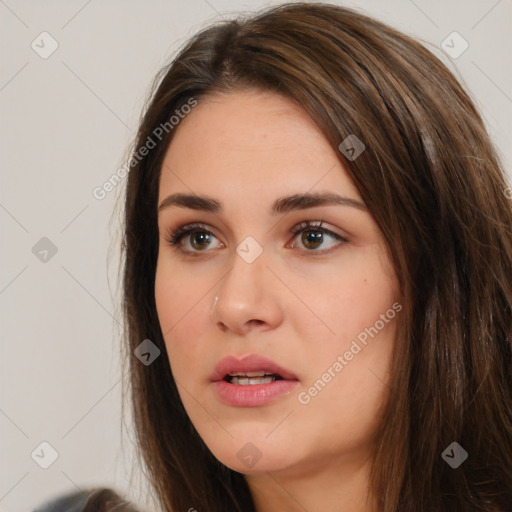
left=292, top=248, right=399, bottom=421
left=154, top=262, right=210, bottom=371
left=299, top=250, right=398, bottom=340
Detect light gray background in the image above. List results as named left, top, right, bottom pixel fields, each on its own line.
left=1, top=1, right=511, bottom=511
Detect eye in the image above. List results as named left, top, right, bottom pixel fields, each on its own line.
left=164, top=220, right=348, bottom=255
left=165, top=223, right=223, bottom=254
left=288, top=220, right=348, bottom=253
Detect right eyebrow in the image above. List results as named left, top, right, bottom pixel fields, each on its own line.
left=158, top=193, right=221, bottom=213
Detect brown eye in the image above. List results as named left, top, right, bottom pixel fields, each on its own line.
left=165, top=224, right=223, bottom=253
left=301, top=230, right=324, bottom=250
left=189, top=231, right=213, bottom=250
left=289, top=221, right=348, bottom=253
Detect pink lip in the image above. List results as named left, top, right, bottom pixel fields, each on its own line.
left=211, top=354, right=298, bottom=382
left=211, top=354, right=299, bottom=407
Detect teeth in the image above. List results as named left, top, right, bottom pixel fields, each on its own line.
left=231, top=376, right=276, bottom=385
left=228, top=371, right=268, bottom=377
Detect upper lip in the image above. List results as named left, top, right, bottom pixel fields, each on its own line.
left=211, top=354, right=299, bottom=382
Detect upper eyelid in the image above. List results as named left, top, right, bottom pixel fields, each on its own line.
left=167, top=220, right=345, bottom=238
left=290, top=222, right=349, bottom=243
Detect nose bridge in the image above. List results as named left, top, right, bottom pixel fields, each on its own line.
left=221, top=242, right=267, bottom=299
left=212, top=241, right=282, bottom=332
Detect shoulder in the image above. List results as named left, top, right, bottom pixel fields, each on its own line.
left=32, top=490, right=89, bottom=512
left=32, top=488, right=139, bottom=512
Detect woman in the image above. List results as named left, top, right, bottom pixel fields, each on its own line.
left=37, top=2, right=512, bottom=511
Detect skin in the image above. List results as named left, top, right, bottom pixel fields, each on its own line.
left=155, top=89, right=401, bottom=512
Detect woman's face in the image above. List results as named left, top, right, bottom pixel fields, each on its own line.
left=155, top=89, right=401, bottom=477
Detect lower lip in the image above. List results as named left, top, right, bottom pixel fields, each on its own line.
left=213, top=379, right=299, bottom=407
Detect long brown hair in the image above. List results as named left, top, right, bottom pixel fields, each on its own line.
left=113, top=3, right=512, bottom=511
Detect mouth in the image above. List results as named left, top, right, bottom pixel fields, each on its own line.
left=223, top=371, right=285, bottom=386
left=211, top=354, right=298, bottom=383
left=211, top=354, right=299, bottom=407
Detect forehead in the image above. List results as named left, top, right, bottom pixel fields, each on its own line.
left=158, top=89, right=360, bottom=202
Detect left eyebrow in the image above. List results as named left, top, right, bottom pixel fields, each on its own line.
left=272, top=192, right=366, bottom=213
left=158, top=192, right=367, bottom=215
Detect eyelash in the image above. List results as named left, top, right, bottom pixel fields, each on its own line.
left=164, top=220, right=348, bottom=255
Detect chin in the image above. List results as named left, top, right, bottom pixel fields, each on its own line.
left=207, top=439, right=299, bottom=475
left=220, top=454, right=294, bottom=475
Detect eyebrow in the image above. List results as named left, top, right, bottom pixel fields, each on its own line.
left=158, top=192, right=366, bottom=215
left=158, top=192, right=367, bottom=216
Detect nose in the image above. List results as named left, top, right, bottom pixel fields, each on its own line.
left=210, top=250, right=284, bottom=335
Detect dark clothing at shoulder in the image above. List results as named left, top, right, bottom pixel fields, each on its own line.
left=33, top=490, right=89, bottom=512
left=32, top=487, right=137, bottom=512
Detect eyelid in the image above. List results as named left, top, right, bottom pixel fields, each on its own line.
left=289, top=220, right=348, bottom=240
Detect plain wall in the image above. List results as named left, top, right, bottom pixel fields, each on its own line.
left=1, top=1, right=511, bottom=511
